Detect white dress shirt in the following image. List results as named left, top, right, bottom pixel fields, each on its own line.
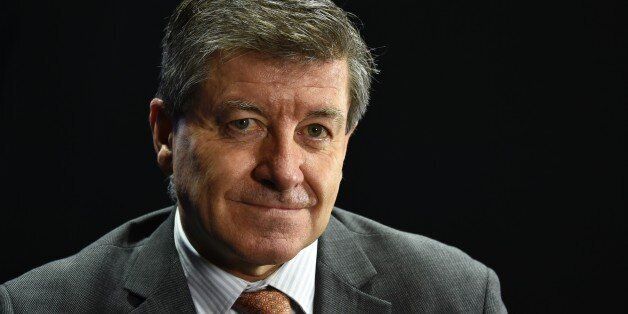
left=174, top=209, right=317, bottom=314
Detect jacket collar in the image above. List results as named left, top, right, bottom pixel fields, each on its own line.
left=122, top=206, right=391, bottom=313
left=123, top=206, right=196, bottom=313
left=314, top=209, right=392, bottom=313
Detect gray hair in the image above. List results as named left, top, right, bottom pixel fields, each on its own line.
left=156, top=0, right=377, bottom=132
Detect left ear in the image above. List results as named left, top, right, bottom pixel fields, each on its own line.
left=340, top=125, right=355, bottom=155
left=347, top=125, right=356, bottom=138
left=345, top=124, right=356, bottom=142
left=149, top=98, right=174, bottom=175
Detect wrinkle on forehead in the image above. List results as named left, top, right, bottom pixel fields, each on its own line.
left=196, top=52, right=351, bottom=124
left=233, top=82, right=342, bottom=92
left=210, top=52, right=348, bottom=90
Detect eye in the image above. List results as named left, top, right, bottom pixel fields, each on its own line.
left=305, top=124, right=329, bottom=139
left=225, top=118, right=264, bottom=137
left=231, top=118, right=251, bottom=130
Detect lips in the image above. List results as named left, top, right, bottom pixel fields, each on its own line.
left=227, top=184, right=318, bottom=211
left=236, top=200, right=309, bottom=210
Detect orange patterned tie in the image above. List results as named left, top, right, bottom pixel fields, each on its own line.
left=232, top=287, right=292, bottom=314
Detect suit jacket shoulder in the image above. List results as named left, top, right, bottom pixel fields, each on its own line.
left=0, top=207, right=181, bottom=313
left=319, top=208, right=506, bottom=313
left=1, top=206, right=506, bottom=313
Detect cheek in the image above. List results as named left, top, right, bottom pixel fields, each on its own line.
left=174, top=129, right=256, bottom=204
left=303, top=149, right=346, bottom=206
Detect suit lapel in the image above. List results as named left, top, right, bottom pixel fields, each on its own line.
left=314, top=211, right=392, bottom=313
left=123, top=206, right=196, bottom=313
left=121, top=206, right=392, bottom=313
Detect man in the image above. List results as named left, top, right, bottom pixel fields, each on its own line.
left=0, top=0, right=506, bottom=313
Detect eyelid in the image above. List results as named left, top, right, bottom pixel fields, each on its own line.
left=230, top=117, right=259, bottom=126
left=301, top=123, right=332, bottom=140
left=224, top=118, right=265, bottom=137
left=309, top=118, right=340, bottom=135
left=222, top=109, right=267, bottom=123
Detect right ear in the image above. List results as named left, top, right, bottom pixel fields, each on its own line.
left=149, top=98, right=174, bottom=175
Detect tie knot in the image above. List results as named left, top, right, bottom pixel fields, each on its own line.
left=233, top=287, right=292, bottom=314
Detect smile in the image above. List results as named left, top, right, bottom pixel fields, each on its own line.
left=234, top=200, right=306, bottom=211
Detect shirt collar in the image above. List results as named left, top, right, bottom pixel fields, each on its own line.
left=174, top=208, right=317, bottom=314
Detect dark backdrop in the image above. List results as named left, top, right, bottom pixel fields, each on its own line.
left=1, top=0, right=626, bottom=312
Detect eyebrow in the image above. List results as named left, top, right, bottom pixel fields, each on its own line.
left=216, top=99, right=346, bottom=129
left=305, top=107, right=346, bottom=128
left=217, top=100, right=267, bottom=118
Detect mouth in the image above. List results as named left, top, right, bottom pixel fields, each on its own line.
left=234, top=200, right=306, bottom=211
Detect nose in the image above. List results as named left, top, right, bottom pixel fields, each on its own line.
left=252, top=133, right=305, bottom=192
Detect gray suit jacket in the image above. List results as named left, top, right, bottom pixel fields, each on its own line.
left=0, top=206, right=507, bottom=313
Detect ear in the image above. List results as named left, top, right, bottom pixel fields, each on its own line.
left=149, top=98, right=174, bottom=175
left=345, top=124, right=356, bottom=142
left=347, top=125, right=356, bottom=138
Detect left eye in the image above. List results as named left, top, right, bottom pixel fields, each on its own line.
left=305, top=124, right=329, bottom=138
left=230, top=118, right=251, bottom=130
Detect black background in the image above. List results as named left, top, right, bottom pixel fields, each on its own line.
left=1, top=0, right=626, bottom=312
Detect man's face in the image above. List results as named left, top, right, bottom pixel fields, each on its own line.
left=171, top=52, right=352, bottom=269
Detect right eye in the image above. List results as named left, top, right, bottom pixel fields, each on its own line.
left=224, top=118, right=264, bottom=139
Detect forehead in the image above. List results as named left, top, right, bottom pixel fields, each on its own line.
left=203, top=52, right=350, bottom=111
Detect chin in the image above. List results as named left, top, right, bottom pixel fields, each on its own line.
left=234, top=234, right=311, bottom=265
left=219, top=205, right=318, bottom=265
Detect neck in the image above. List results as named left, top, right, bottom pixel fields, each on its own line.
left=220, top=263, right=282, bottom=282
left=180, top=211, right=283, bottom=282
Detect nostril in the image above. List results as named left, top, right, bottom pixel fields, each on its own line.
left=260, top=179, right=276, bottom=190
